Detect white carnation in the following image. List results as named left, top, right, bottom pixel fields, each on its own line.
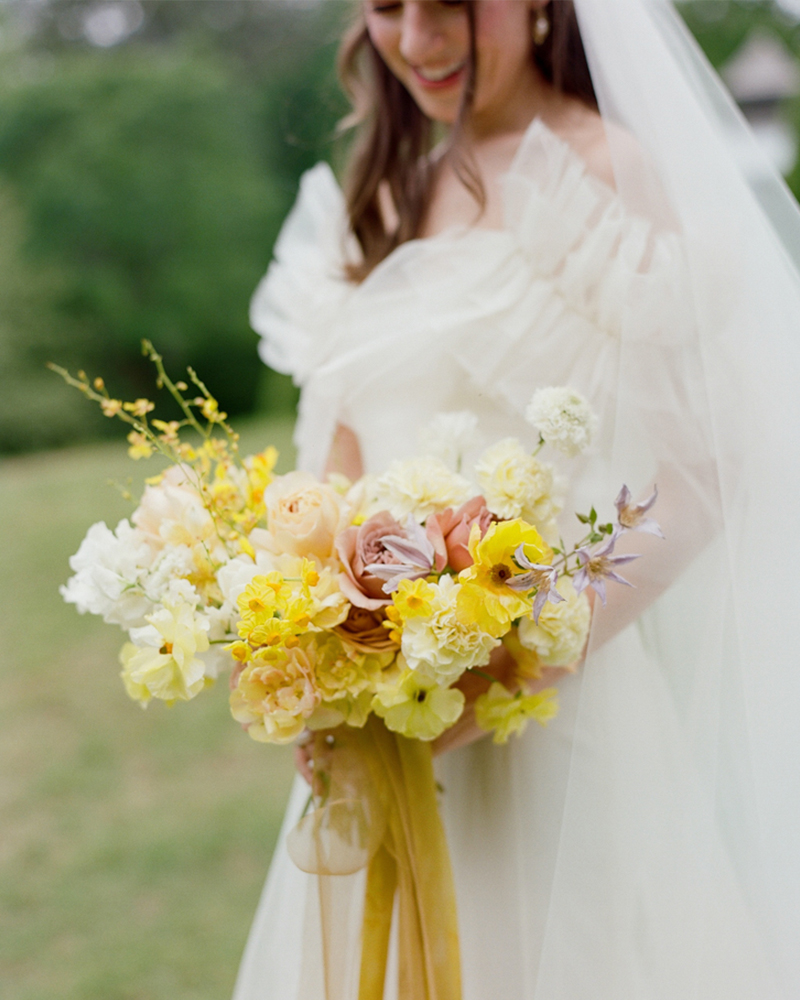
left=401, top=575, right=499, bottom=685
left=61, top=519, right=156, bottom=627
left=525, top=386, right=597, bottom=458
left=374, top=456, right=475, bottom=524
left=418, top=411, right=481, bottom=472
left=474, top=438, right=562, bottom=543
left=517, top=575, right=591, bottom=667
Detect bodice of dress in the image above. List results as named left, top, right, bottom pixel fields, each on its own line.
left=251, top=118, right=691, bottom=498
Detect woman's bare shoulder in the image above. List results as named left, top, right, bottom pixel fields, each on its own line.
left=552, top=103, right=644, bottom=192
left=551, top=102, right=678, bottom=230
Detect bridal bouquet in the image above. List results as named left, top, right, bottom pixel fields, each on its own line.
left=54, top=342, right=659, bottom=999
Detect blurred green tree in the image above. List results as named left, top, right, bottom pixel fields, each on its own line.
left=0, top=1, right=347, bottom=452
left=0, top=51, right=283, bottom=449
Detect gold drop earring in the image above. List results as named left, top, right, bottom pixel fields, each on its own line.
left=532, top=8, right=550, bottom=46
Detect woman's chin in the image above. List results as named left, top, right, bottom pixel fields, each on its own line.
left=405, top=85, right=462, bottom=125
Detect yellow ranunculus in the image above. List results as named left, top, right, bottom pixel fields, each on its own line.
left=457, top=519, right=552, bottom=634
left=372, top=668, right=465, bottom=741
left=474, top=681, right=559, bottom=744
left=230, top=641, right=319, bottom=744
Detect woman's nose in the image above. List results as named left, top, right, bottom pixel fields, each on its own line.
left=398, top=2, right=448, bottom=66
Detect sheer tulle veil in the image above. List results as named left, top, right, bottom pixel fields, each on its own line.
left=234, top=1, right=800, bottom=996
left=543, top=0, right=800, bottom=995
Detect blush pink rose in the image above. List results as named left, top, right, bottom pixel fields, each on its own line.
left=426, top=495, right=495, bottom=572
left=335, top=511, right=414, bottom=610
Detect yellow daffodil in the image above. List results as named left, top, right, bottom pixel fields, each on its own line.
left=392, top=578, right=437, bottom=621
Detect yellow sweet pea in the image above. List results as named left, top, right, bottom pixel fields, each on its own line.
left=372, top=669, right=465, bottom=741
left=474, top=681, right=559, bottom=744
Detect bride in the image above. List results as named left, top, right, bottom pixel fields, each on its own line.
left=236, top=1, right=800, bottom=997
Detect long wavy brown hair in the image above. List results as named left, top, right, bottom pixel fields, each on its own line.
left=338, top=1, right=596, bottom=281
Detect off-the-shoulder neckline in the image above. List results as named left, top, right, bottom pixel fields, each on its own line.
left=310, top=114, right=631, bottom=285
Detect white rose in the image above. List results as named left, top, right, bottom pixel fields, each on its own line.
left=263, top=471, right=348, bottom=560
left=518, top=575, right=591, bottom=667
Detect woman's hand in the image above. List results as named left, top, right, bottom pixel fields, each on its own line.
left=294, top=735, right=315, bottom=786
left=294, top=730, right=339, bottom=792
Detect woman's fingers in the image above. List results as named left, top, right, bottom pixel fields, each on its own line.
left=294, top=743, right=314, bottom=785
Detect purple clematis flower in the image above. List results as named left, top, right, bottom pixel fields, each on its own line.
left=573, top=532, right=640, bottom=606
left=366, top=515, right=436, bottom=594
left=508, top=543, right=564, bottom=624
left=615, top=484, right=664, bottom=538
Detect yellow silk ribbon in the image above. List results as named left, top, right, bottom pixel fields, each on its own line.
left=287, top=717, right=462, bottom=1000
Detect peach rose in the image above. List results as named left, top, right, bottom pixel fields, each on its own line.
left=264, top=471, right=346, bottom=560
left=426, top=495, right=495, bottom=572
left=335, top=511, right=423, bottom=609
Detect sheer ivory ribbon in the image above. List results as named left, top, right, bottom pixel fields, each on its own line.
left=287, top=717, right=462, bottom=1000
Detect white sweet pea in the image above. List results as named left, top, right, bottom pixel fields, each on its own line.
left=61, top=519, right=156, bottom=627
left=525, top=386, right=597, bottom=457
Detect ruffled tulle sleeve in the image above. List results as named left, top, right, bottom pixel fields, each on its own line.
left=250, top=162, right=356, bottom=386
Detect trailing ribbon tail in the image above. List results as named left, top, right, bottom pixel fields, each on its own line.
left=288, top=718, right=462, bottom=1000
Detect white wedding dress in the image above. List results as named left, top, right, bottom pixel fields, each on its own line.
left=234, top=2, right=800, bottom=997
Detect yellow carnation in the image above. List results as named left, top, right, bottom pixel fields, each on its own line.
left=475, top=681, right=559, bottom=744
left=314, top=634, right=386, bottom=702
left=475, top=438, right=562, bottom=543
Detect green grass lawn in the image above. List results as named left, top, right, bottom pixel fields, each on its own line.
left=0, top=416, right=298, bottom=1000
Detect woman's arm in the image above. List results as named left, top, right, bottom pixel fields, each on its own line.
left=325, top=421, right=364, bottom=481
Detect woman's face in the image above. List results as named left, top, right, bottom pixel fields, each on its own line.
left=364, top=0, right=540, bottom=128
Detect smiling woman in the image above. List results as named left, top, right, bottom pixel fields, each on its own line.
left=234, top=0, right=800, bottom=997
left=337, top=0, right=595, bottom=279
